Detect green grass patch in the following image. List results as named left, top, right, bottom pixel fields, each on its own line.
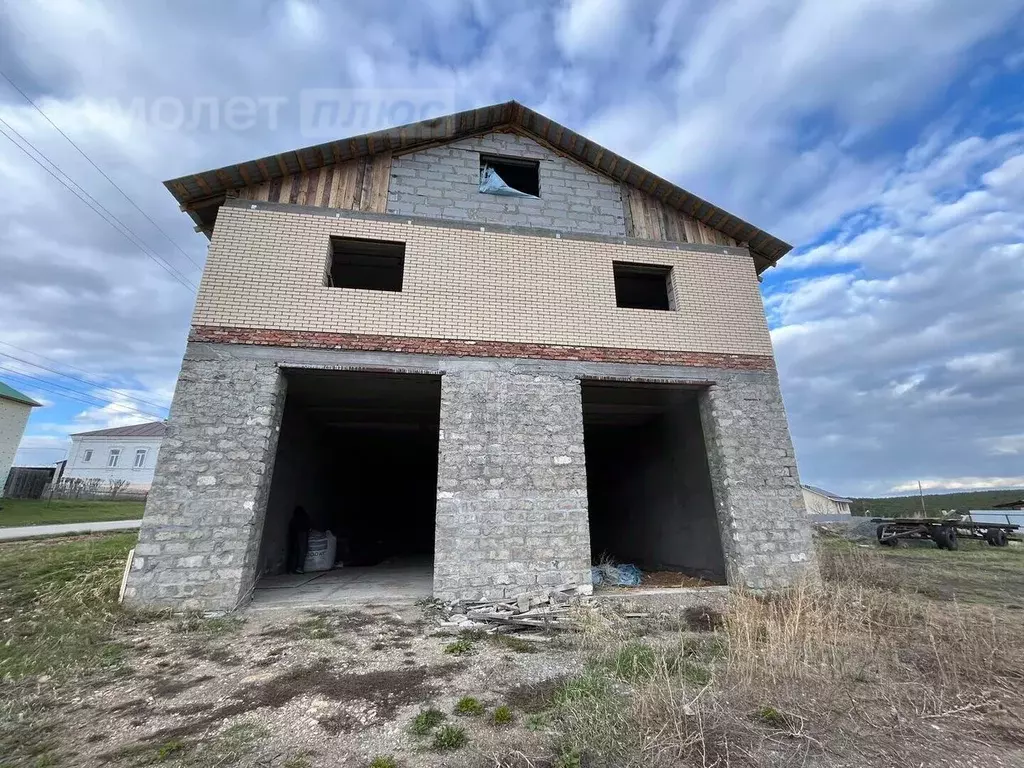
left=453, top=696, right=485, bottom=716
left=488, top=633, right=539, bottom=653
left=410, top=707, right=446, bottom=735
left=431, top=724, right=467, bottom=751
left=174, top=615, right=243, bottom=635
left=608, top=641, right=658, bottom=681
left=754, top=705, right=796, bottom=730
left=525, top=713, right=548, bottom=731
left=155, top=739, right=186, bottom=760
left=669, top=657, right=712, bottom=686
left=368, top=756, right=398, bottom=768
left=552, top=668, right=615, bottom=708
left=492, top=705, right=514, bottom=725
left=443, top=637, right=474, bottom=655
left=0, top=499, right=144, bottom=528
left=553, top=747, right=583, bottom=768
left=0, top=532, right=139, bottom=679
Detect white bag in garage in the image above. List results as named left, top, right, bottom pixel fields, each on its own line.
left=304, top=529, right=337, bottom=572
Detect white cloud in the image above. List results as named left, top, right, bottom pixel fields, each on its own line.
left=890, top=476, right=1024, bottom=493
left=1, top=0, right=1022, bottom=498
left=985, top=434, right=1024, bottom=456
left=767, top=119, right=1024, bottom=493
left=554, top=0, right=633, bottom=60
left=946, top=351, right=1013, bottom=374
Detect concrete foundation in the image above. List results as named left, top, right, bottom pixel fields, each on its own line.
left=125, top=342, right=815, bottom=610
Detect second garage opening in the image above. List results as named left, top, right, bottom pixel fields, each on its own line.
left=255, top=369, right=441, bottom=603
left=581, top=381, right=726, bottom=585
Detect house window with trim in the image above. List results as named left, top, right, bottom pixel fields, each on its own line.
left=108, top=449, right=121, bottom=468
left=134, top=449, right=148, bottom=469
left=83, top=449, right=93, bottom=462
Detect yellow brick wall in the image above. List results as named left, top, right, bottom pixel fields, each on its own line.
left=192, top=206, right=774, bottom=357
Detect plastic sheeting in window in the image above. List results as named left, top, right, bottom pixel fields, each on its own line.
left=479, top=164, right=536, bottom=197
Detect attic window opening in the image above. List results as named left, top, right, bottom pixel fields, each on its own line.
left=479, top=155, right=540, bottom=197
left=328, top=237, right=405, bottom=292
left=613, top=261, right=674, bottom=311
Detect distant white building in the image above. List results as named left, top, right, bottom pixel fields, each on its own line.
left=64, top=422, right=166, bottom=491
left=801, top=484, right=853, bottom=516
left=0, top=381, right=42, bottom=494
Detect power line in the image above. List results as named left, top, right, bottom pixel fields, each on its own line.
left=0, top=117, right=197, bottom=290
left=0, top=348, right=170, bottom=413
left=0, top=365, right=168, bottom=422
left=0, top=340, right=171, bottom=411
left=0, top=365, right=166, bottom=420
left=0, top=120, right=197, bottom=291
left=0, top=69, right=203, bottom=272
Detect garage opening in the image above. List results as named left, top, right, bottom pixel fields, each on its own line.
left=254, top=369, right=441, bottom=606
left=581, top=381, right=726, bottom=585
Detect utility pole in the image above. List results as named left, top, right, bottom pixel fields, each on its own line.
left=918, top=480, right=927, bottom=516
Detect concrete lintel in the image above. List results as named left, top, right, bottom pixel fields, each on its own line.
left=184, top=341, right=762, bottom=384
left=222, top=198, right=753, bottom=260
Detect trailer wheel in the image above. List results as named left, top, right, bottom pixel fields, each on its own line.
left=876, top=525, right=886, bottom=542
left=944, top=528, right=959, bottom=551
left=986, top=529, right=1006, bottom=547
left=932, top=529, right=948, bottom=550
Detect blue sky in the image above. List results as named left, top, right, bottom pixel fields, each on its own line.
left=1, top=0, right=1022, bottom=496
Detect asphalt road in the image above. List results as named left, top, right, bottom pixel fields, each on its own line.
left=0, top=519, right=141, bottom=541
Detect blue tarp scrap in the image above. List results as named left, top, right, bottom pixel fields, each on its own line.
left=591, top=563, right=642, bottom=586
left=479, top=164, right=536, bottom=197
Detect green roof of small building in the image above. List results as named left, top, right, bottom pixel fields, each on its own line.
left=0, top=380, right=42, bottom=407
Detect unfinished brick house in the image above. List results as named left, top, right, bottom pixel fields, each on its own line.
left=124, top=101, right=814, bottom=611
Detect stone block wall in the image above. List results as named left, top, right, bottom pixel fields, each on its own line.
left=387, top=131, right=627, bottom=236
left=124, top=340, right=815, bottom=611
left=698, top=368, right=816, bottom=589
left=122, top=355, right=286, bottom=611
left=433, top=369, right=592, bottom=601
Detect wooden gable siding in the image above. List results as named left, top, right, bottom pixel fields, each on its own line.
left=622, top=185, right=738, bottom=248
left=237, top=153, right=392, bottom=213
left=235, top=144, right=739, bottom=250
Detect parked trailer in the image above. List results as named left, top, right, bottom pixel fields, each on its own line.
left=872, top=517, right=1018, bottom=550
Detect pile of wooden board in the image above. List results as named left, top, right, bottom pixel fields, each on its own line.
left=440, top=587, right=578, bottom=632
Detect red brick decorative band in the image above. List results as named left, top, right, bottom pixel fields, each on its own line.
left=188, top=325, right=776, bottom=371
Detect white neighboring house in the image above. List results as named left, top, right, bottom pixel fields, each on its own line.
left=0, top=380, right=42, bottom=493
left=802, top=484, right=853, bottom=516
left=64, top=421, right=166, bottom=491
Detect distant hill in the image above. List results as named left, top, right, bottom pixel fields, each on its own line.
left=851, top=489, right=1024, bottom=517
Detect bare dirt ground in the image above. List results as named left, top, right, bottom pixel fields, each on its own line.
left=4, top=599, right=588, bottom=767
left=2, top=533, right=1023, bottom=767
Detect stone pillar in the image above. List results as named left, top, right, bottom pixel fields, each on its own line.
left=433, top=370, right=591, bottom=601
left=123, top=352, right=286, bottom=611
left=698, top=368, right=816, bottom=589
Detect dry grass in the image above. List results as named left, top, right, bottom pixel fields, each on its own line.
left=0, top=532, right=140, bottom=679
left=549, top=542, right=1024, bottom=767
